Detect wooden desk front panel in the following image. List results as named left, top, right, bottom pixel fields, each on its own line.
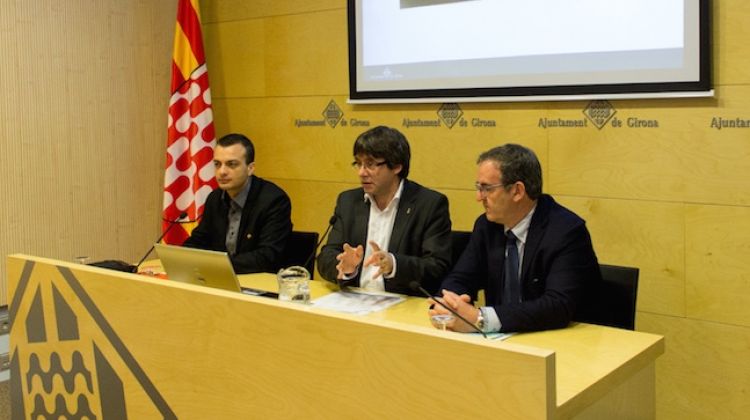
left=8, top=255, right=555, bottom=419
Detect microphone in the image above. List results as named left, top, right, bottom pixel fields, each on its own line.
left=302, top=214, right=338, bottom=271
left=131, top=212, right=188, bottom=273
left=409, top=281, right=487, bottom=338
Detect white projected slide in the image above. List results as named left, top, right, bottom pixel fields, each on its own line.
left=363, top=0, right=683, bottom=67
left=363, top=0, right=684, bottom=66
left=350, top=0, right=710, bottom=101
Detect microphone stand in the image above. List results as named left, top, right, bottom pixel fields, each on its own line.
left=302, top=214, right=338, bottom=271
left=131, top=212, right=188, bottom=273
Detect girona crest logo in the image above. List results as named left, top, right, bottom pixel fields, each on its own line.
left=9, top=261, right=175, bottom=419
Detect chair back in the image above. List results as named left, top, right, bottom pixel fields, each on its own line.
left=281, top=231, right=319, bottom=279
left=577, top=264, right=639, bottom=330
left=450, top=231, right=472, bottom=268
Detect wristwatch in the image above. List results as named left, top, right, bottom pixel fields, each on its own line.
left=475, top=308, right=486, bottom=331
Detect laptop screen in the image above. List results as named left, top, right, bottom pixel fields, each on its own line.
left=153, top=244, right=279, bottom=298
left=154, top=243, right=242, bottom=292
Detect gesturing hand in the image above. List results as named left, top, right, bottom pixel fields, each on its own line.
left=363, top=240, right=394, bottom=278
left=335, top=243, right=364, bottom=279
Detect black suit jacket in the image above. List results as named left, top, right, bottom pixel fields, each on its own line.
left=317, top=180, right=452, bottom=295
left=183, top=176, right=292, bottom=274
left=440, top=194, right=600, bottom=332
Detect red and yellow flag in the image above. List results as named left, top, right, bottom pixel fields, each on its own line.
left=162, top=0, right=217, bottom=244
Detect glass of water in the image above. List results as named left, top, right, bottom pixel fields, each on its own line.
left=431, top=314, right=455, bottom=331
left=277, top=266, right=310, bottom=304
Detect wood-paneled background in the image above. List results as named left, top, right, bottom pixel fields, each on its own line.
left=201, top=1, right=749, bottom=418
left=0, top=0, right=178, bottom=304
left=1, top=0, right=747, bottom=417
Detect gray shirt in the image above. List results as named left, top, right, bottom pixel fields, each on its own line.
left=224, top=177, right=252, bottom=255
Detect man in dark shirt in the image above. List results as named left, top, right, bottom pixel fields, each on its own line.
left=183, top=133, right=292, bottom=274
left=431, top=144, right=600, bottom=333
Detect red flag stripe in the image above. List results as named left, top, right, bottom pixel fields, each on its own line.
left=170, top=61, right=187, bottom=96
left=175, top=0, right=205, bottom=68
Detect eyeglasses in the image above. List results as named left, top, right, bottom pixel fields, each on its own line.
left=352, top=160, right=388, bottom=171
left=474, top=182, right=509, bottom=196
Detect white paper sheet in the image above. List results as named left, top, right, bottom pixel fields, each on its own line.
left=311, top=290, right=405, bottom=315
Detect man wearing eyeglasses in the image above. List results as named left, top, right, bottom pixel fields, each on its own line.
left=183, top=133, right=292, bottom=274
left=317, top=126, right=452, bottom=295
left=429, top=144, right=601, bottom=333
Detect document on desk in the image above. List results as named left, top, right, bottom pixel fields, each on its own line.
left=477, top=332, right=515, bottom=341
left=311, top=290, right=405, bottom=315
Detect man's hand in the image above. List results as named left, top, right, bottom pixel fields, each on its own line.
left=363, top=241, right=394, bottom=278
left=428, top=290, right=478, bottom=332
left=335, top=243, right=364, bottom=279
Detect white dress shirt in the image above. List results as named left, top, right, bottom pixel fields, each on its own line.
left=359, top=180, right=404, bottom=291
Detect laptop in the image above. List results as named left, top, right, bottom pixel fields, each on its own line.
left=154, top=243, right=278, bottom=298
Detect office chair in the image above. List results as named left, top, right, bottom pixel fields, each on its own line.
left=576, top=264, right=640, bottom=330
left=450, top=231, right=472, bottom=268
left=281, top=231, right=319, bottom=279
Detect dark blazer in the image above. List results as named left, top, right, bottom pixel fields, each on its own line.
left=317, top=179, right=452, bottom=295
left=440, top=194, right=600, bottom=332
left=183, top=175, right=292, bottom=274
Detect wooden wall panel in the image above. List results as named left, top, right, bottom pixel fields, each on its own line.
left=679, top=85, right=750, bottom=206
left=548, top=87, right=750, bottom=206
left=265, top=10, right=349, bottom=96
left=202, top=0, right=343, bottom=24
left=210, top=97, right=355, bottom=182
left=685, top=204, right=750, bottom=327
left=203, top=20, right=267, bottom=98
left=269, top=178, right=356, bottom=232
left=557, top=197, right=686, bottom=317
left=441, top=189, right=485, bottom=232
left=211, top=97, right=550, bottom=191
left=715, top=1, right=750, bottom=85
left=639, top=313, right=750, bottom=419
left=0, top=0, right=177, bottom=304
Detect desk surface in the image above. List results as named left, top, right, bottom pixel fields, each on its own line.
left=239, top=273, right=664, bottom=415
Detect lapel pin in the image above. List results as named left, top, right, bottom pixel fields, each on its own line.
left=246, top=233, right=252, bottom=239
left=407, top=208, right=412, bottom=214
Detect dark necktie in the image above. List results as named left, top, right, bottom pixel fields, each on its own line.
left=503, top=230, right=520, bottom=304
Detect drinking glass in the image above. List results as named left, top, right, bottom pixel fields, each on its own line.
left=431, top=314, right=455, bottom=331
left=277, top=266, right=311, bottom=304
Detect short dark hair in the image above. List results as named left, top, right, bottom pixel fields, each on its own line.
left=217, top=133, right=255, bottom=164
left=353, top=126, right=411, bottom=179
left=477, top=144, right=543, bottom=200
